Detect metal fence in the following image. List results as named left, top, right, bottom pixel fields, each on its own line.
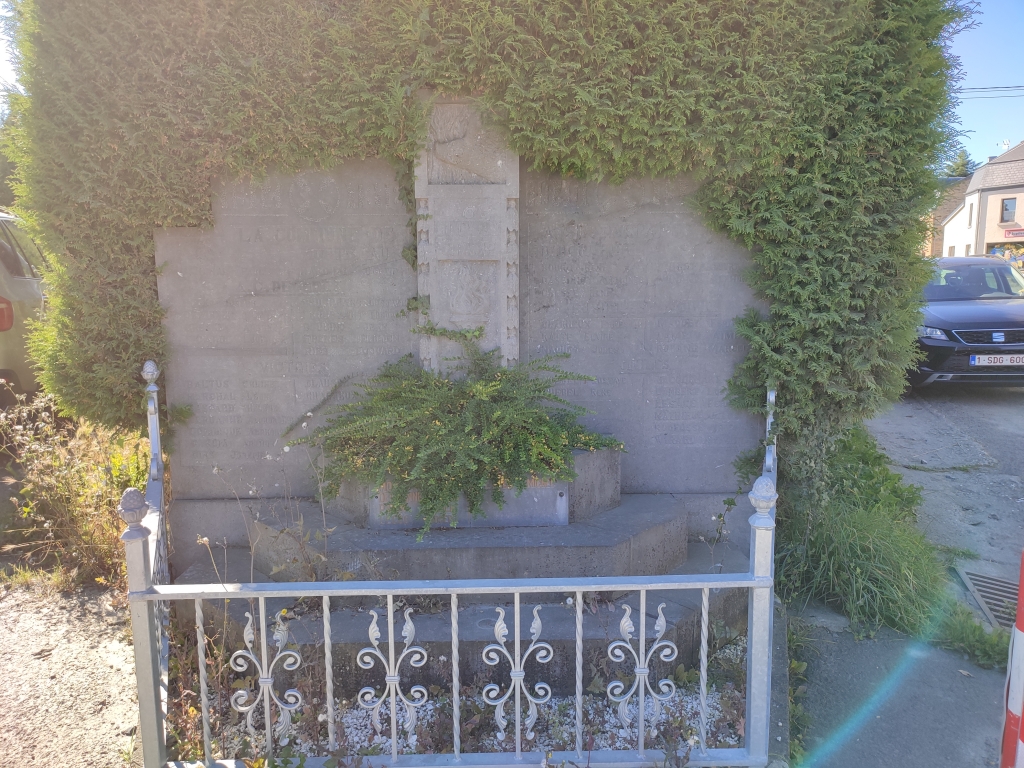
left=122, top=363, right=778, bottom=767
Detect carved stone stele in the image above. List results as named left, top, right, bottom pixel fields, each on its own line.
left=414, top=99, right=520, bottom=368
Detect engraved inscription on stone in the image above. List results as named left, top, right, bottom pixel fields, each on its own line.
left=521, top=172, right=761, bottom=494
left=435, top=221, right=494, bottom=248
left=292, top=175, right=340, bottom=222
left=155, top=161, right=417, bottom=501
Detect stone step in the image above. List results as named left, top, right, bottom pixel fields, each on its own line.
left=189, top=542, right=749, bottom=697
left=350, top=591, right=743, bottom=698
left=248, top=493, right=689, bottom=583
left=173, top=547, right=298, bottom=647
left=174, top=532, right=749, bottom=699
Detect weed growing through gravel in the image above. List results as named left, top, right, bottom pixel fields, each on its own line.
left=786, top=618, right=813, bottom=763
left=166, top=605, right=230, bottom=762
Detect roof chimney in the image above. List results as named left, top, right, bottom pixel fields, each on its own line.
left=989, top=156, right=998, bottom=162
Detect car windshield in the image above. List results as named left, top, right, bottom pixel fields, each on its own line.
left=924, top=263, right=1024, bottom=301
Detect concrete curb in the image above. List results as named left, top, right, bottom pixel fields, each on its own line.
left=768, top=596, right=791, bottom=768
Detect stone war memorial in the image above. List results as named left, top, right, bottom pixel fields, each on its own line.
left=16, top=1, right=954, bottom=760
left=158, top=99, right=762, bottom=593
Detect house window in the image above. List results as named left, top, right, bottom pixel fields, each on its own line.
left=968, top=203, right=973, bottom=228
left=1002, top=198, right=1017, bottom=223
left=965, top=244, right=971, bottom=256
left=948, top=245, right=955, bottom=257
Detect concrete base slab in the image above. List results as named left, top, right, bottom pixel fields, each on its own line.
left=173, top=547, right=295, bottom=647
left=167, top=451, right=623, bottom=575
left=167, top=496, right=342, bottom=578
left=676, top=492, right=757, bottom=560
left=248, top=493, right=689, bottom=582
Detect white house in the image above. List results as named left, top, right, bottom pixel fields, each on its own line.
left=942, top=141, right=1024, bottom=257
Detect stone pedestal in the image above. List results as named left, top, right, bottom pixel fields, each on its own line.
left=367, top=477, right=569, bottom=529
left=334, top=448, right=620, bottom=530
left=415, top=100, right=520, bottom=368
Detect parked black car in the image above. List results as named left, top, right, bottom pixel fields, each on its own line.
left=910, top=256, right=1024, bottom=386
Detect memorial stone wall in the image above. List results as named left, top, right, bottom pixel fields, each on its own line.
left=155, top=124, right=761, bottom=569
left=155, top=160, right=417, bottom=505
left=520, top=172, right=761, bottom=493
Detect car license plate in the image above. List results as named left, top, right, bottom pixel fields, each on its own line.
left=969, top=354, right=1024, bottom=366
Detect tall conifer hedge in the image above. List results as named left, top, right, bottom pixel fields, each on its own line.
left=4, top=0, right=964, bottom=479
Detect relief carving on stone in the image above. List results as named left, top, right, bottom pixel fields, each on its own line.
left=444, top=261, right=495, bottom=325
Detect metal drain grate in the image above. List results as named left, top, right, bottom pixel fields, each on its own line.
left=956, top=567, right=1019, bottom=629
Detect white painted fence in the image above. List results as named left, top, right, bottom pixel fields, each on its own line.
left=122, top=364, right=778, bottom=768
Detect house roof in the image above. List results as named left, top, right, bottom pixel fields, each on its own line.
left=934, top=176, right=972, bottom=226
left=939, top=201, right=964, bottom=227
left=966, top=141, right=1024, bottom=194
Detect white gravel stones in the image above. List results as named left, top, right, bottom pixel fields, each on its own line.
left=208, top=638, right=746, bottom=761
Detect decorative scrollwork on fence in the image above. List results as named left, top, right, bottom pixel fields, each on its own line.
left=230, top=610, right=304, bottom=744
left=606, top=603, right=678, bottom=735
left=357, top=608, right=429, bottom=739
left=482, top=605, right=554, bottom=741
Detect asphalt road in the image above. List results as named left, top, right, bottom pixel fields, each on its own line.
left=795, top=385, right=1023, bottom=768
left=875, top=385, right=1024, bottom=579
left=913, top=384, right=1024, bottom=477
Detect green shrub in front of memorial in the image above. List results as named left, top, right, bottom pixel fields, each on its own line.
left=7, top=0, right=963, bottom=491
left=297, top=327, right=621, bottom=534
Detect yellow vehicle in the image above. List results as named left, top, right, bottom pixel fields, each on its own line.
left=0, top=212, right=44, bottom=396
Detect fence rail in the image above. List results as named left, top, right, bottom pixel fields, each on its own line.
left=122, top=364, right=778, bottom=768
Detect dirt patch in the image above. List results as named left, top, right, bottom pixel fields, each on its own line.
left=0, top=584, right=138, bottom=767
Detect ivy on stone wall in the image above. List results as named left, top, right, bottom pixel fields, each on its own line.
left=4, top=0, right=964, bottom=474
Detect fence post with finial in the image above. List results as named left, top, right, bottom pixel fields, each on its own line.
left=121, top=486, right=166, bottom=764
left=745, top=474, right=778, bottom=764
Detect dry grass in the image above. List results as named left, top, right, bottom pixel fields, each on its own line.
left=0, top=392, right=148, bottom=593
